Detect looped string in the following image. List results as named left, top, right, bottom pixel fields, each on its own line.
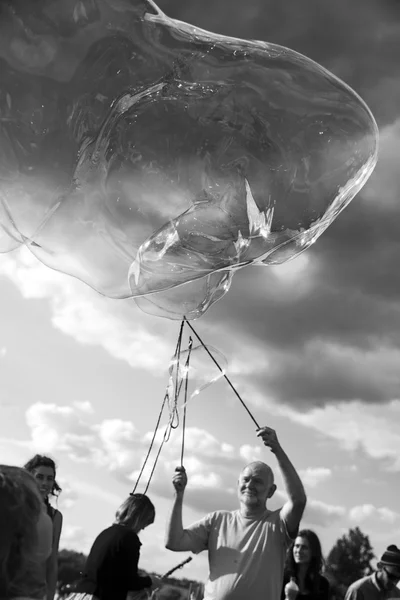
left=180, top=336, right=193, bottom=467
left=165, top=319, right=185, bottom=439
left=131, top=320, right=188, bottom=494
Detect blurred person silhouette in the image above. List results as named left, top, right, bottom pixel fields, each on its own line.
left=0, top=464, right=52, bottom=600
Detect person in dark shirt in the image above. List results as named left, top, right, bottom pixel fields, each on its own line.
left=68, top=493, right=158, bottom=600
left=282, top=529, right=330, bottom=600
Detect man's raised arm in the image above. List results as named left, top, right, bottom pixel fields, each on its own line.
left=257, top=426, right=307, bottom=538
left=165, top=466, right=197, bottom=552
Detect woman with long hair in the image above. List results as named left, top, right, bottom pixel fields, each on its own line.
left=282, top=529, right=330, bottom=600
left=67, top=493, right=160, bottom=600
left=0, top=465, right=53, bottom=600
left=24, top=454, right=63, bottom=600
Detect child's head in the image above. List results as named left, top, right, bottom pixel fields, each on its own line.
left=115, top=493, right=155, bottom=533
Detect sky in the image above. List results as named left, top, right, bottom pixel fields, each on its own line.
left=2, top=0, right=400, bottom=585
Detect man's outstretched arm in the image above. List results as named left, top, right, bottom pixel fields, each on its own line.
left=165, top=467, right=198, bottom=552
left=257, top=426, right=307, bottom=538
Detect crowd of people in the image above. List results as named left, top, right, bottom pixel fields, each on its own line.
left=1, top=425, right=400, bottom=600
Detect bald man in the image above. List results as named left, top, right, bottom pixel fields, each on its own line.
left=165, top=426, right=307, bottom=600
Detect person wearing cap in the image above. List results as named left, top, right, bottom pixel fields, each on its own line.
left=165, top=426, right=307, bottom=600
left=345, top=545, right=400, bottom=600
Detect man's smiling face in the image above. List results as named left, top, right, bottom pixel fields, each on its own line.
left=237, top=462, right=275, bottom=512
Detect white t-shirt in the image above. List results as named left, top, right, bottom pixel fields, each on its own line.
left=185, top=508, right=292, bottom=600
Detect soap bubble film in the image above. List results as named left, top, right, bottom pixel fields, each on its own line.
left=168, top=342, right=228, bottom=404
left=0, top=0, right=379, bottom=319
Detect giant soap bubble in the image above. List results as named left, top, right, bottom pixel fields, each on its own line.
left=0, top=0, right=378, bottom=319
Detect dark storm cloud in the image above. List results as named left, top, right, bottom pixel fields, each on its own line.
left=250, top=337, right=400, bottom=405
left=215, top=151, right=400, bottom=406
left=218, top=266, right=400, bottom=351
left=158, top=0, right=400, bottom=409
left=161, top=0, right=400, bottom=123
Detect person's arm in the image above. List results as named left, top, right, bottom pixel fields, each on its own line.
left=46, top=510, right=63, bottom=600
left=257, top=427, right=306, bottom=538
left=125, top=538, right=153, bottom=592
left=344, top=585, right=363, bottom=600
left=281, top=572, right=289, bottom=600
left=165, top=467, right=204, bottom=552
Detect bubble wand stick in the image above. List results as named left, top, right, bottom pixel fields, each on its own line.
left=183, top=318, right=260, bottom=428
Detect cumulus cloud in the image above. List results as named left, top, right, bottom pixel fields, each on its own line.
left=26, top=401, right=99, bottom=458
left=162, top=427, right=235, bottom=461
left=299, top=467, right=332, bottom=489
left=280, top=400, right=400, bottom=470
left=25, top=401, right=145, bottom=470
left=239, top=445, right=263, bottom=463
left=0, top=251, right=262, bottom=416
left=0, top=250, right=176, bottom=373
left=349, top=504, right=400, bottom=525
left=22, top=400, right=240, bottom=504
left=56, top=478, right=79, bottom=511
left=60, top=524, right=86, bottom=547
left=20, top=400, right=349, bottom=525
left=304, top=499, right=346, bottom=527
left=77, top=480, right=124, bottom=507
left=95, top=419, right=139, bottom=471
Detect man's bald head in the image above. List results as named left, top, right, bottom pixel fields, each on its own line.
left=237, top=461, right=276, bottom=515
left=241, top=461, right=275, bottom=486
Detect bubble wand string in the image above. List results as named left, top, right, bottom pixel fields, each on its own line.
left=131, top=321, right=186, bottom=494
left=183, top=317, right=260, bottom=429
left=170, top=319, right=185, bottom=433
left=180, top=337, right=193, bottom=468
